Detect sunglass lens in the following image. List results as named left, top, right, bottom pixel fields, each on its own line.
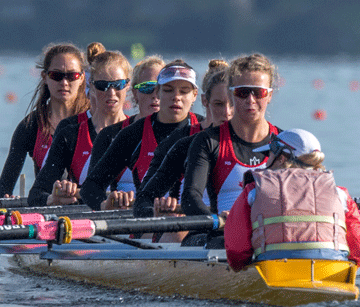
left=67, top=72, right=81, bottom=81
left=233, top=87, right=269, bottom=99
left=48, top=71, right=81, bottom=82
left=48, top=71, right=64, bottom=81
left=255, top=88, right=268, bottom=99
left=234, top=87, right=251, bottom=98
left=138, top=84, right=156, bottom=94
left=93, top=79, right=128, bottom=91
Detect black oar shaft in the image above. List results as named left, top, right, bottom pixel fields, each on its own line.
left=0, top=198, right=28, bottom=208
left=62, top=210, right=133, bottom=220
left=7, top=204, right=92, bottom=215
left=0, top=225, right=35, bottom=240
left=93, top=215, right=222, bottom=235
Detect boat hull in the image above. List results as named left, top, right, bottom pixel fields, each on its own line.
left=12, top=250, right=358, bottom=307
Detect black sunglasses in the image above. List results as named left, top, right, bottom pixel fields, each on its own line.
left=48, top=71, right=83, bottom=82
left=91, top=79, right=130, bottom=92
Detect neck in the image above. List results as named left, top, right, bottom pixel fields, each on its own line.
left=200, top=116, right=212, bottom=129
left=48, top=98, right=75, bottom=133
left=230, top=117, right=269, bottom=143
left=157, top=111, right=187, bottom=124
left=91, top=111, right=127, bottom=134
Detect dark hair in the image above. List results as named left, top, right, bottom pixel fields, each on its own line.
left=26, top=43, right=89, bottom=139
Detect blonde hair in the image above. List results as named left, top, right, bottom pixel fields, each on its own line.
left=87, top=43, right=132, bottom=80
left=131, top=55, right=165, bottom=88
left=227, top=53, right=277, bottom=88
left=282, top=151, right=326, bottom=171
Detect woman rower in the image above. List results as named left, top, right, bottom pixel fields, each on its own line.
left=52, top=42, right=106, bottom=137
left=80, top=59, right=204, bottom=210
left=88, top=55, right=165, bottom=204
left=180, top=54, right=282, bottom=247
left=134, top=60, right=233, bottom=217
left=0, top=43, right=89, bottom=198
left=27, top=45, right=132, bottom=206
left=225, top=129, right=360, bottom=271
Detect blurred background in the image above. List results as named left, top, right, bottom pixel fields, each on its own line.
left=1, top=0, right=360, bottom=197
left=1, top=0, right=360, bottom=57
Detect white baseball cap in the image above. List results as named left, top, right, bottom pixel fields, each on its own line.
left=157, top=65, right=198, bottom=88
left=253, top=128, right=321, bottom=157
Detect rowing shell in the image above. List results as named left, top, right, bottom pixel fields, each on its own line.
left=9, top=240, right=359, bottom=307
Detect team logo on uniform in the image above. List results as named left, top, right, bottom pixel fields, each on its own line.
left=250, top=156, right=260, bottom=165
left=41, top=145, right=48, bottom=149
left=82, top=151, right=90, bottom=155
left=147, top=152, right=154, bottom=156
left=224, top=161, right=232, bottom=165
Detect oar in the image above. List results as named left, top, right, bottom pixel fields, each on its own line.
left=0, top=197, right=28, bottom=208
left=0, top=215, right=225, bottom=243
left=0, top=208, right=135, bottom=226
left=3, top=204, right=91, bottom=214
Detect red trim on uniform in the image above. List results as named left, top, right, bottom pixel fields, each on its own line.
left=212, top=121, right=279, bottom=195
left=33, top=127, right=52, bottom=170
left=77, top=111, right=89, bottom=123
left=132, top=115, right=157, bottom=183
left=69, top=120, right=93, bottom=184
left=190, top=122, right=202, bottom=135
left=121, top=115, right=131, bottom=129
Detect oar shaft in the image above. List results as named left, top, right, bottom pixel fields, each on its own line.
left=93, top=215, right=223, bottom=235
left=6, top=204, right=92, bottom=214
left=0, top=197, right=28, bottom=208
left=0, top=224, right=37, bottom=240
left=0, top=215, right=224, bottom=242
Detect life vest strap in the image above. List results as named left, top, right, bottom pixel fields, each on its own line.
left=252, top=215, right=346, bottom=231
left=254, top=241, right=349, bottom=257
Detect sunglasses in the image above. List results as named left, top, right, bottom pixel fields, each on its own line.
left=48, top=71, right=83, bottom=82
left=91, top=79, right=130, bottom=92
left=229, top=85, right=273, bottom=99
left=133, top=81, right=157, bottom=94
left=269, top=134, right=295, bottom=157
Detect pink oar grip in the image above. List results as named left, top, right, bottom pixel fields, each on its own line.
left=36, top=219, right=95, bottom=241
left=0, top=213, right=46, bottom=226
left=19, top=213, right=46, bottom=225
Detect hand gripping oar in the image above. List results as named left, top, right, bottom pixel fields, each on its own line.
left=0, top=215, right=226, bottom=244
left=0, top=208, right=135, bottom=226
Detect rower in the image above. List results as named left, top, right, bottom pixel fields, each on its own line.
left=0, top=43, right=90, bottom=198
left=80, top=60, right=204, bottom=211
left=180, top=54, right=282, bottom=248
left=27, top=43, right=132, bottom=206
left=224, top=129, right=360, bottom=272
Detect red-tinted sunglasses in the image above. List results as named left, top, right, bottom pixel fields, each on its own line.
left=229, top=85, right=272, bottom=99
left=48, top=71, right=83, bottom=82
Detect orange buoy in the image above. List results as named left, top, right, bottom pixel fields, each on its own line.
left=5, top=92, right=18, bottom=104
left=349, top=80, right=360, bottom=92
left=312, top=109, right=327, bottom=121
left=312, top=79, right=325, bottom=90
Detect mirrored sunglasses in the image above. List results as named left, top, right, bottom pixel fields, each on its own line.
left=229, top=85, right=273, bottom=99
left=133, top=81, right=157, bottom=94
left=48, top=71, right=82, bottom=82
left=91, top=79, right=130, bottom=92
